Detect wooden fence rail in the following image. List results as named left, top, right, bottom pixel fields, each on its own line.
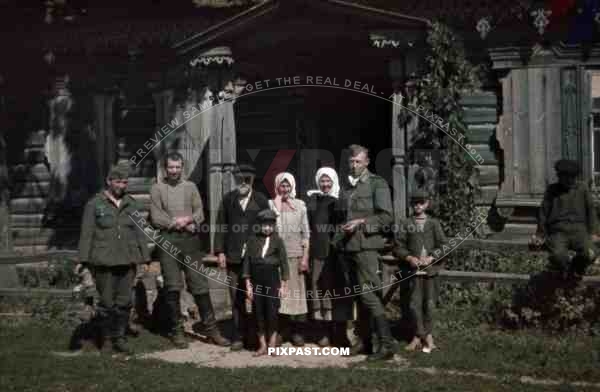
left=1, top=252, right=600, bottom=300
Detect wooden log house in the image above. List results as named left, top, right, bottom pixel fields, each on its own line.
left=1, top=0, right=600, bottom=258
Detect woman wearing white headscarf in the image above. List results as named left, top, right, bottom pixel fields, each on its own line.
left=269, top=172, right=310, bottom=346
left=306, top=168, right=353, bottom=347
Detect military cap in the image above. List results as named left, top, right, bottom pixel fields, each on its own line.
left=554, top=159, right=579, bottom=176
left=410, top=189, right=430, bottom=203
left=107, top=162, right=130, bottom=180
left=257, top=209, right=277, bottom=223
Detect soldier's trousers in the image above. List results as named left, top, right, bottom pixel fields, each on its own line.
left=159, top=231, right=210, bottom=295
left=93, top=265, right=134, bottom=337
left=94, top=265, right=135, bottom=309
left=347, top=250, right=386, bottom=318
left=400, top=274, right=436, bottom=338
left=546, top=226, right=595, bottom=275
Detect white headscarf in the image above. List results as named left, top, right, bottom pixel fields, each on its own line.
left=306, top=167, right=339, bottom=199
left=272, top=172, right=297, bottom=212
left=274, top=172, right=296, bottom=198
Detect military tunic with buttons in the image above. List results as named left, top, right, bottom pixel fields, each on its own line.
left=78, top=192, right=151, bottom=310
left=339, top=170, right=394, bottom=318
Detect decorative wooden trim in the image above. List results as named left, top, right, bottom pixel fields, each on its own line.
left=490, top=43, right=600, bottom=70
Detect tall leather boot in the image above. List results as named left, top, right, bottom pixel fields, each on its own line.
left=166, top=291, right=188, bottom=349
left=194, top=294, right=231, bottom=347
left=367, top=316, right=398, bottom=361
left=111, top=307, right=134, bottom=355
left=95, top=307, right=112, bottom=352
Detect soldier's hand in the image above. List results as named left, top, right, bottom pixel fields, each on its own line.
left=591, top=234, right=600, bottom=243
left=217, top=253, right=227, bottom=269
left=420, top=256, right=434, bottom=266
left=407, top=256, right=420, bottom=269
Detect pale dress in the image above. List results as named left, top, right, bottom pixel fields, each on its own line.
left=269, top=199, right=309, bottom=316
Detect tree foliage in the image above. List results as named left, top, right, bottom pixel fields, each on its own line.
left=412, top=21, right=482, bottom=235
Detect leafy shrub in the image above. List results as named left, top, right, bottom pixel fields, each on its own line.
left=394, top=243, right=600, bottom=334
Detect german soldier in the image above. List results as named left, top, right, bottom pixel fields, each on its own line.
left=78, top=163, right=151, bottom=355
left=339, top=144, right=398, bottom=361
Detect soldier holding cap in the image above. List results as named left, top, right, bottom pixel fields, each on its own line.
left=532, top=159, right=599, bottom=277
left=78, top=162, right=151, bottom=355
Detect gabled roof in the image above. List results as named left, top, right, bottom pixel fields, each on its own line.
left=173, top=0, right=430, bottom=56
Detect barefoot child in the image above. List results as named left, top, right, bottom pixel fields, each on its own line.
left=393, top=190, right=448, bottom=353
left=243, top=209, right=289, bottom=356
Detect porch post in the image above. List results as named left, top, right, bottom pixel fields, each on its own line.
left=189, top=47, right=235, bottom=253
left=92, top=93, right=116, bottom=183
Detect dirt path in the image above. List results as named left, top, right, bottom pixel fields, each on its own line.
left=139, top=341, right=600, bottom=389
left=141, top=341, right=374, bottom=368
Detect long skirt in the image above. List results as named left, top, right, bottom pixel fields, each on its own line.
left=310, top=253, right=354, bottom=321
left=279, top=257, right=308, bottom=316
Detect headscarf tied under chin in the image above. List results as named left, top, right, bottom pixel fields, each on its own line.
left=306, top=167, right=339, bottom=199
left=273, top=172, right=297, bottom=211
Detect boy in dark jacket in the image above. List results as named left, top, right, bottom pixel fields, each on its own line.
left=393, top=190, right=448, bottom=353
left=531, top=159, right=598, bottom=278
left=243, top=209, right=289, bottom=356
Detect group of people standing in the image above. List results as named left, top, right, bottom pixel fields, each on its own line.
left=78, top=143, right=447, bottom=360
left=213, top=144, right=401, bottom=359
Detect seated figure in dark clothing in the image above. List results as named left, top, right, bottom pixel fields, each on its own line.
left=531, top=159, right=599, bottom=278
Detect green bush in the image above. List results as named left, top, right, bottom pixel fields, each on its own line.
left=407, top=244, right=600, bottom=334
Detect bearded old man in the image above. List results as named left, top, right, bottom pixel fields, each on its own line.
left=214, top=163, right=270, bottom=351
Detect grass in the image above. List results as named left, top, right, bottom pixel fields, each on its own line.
left=0, top=321, right=599, bottom=392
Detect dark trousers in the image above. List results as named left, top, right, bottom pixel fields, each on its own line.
left=347, top=250, right=386, bottom=317
left=94, top=265, right=134, bottom=309
left=159, top=231, right=210, bottom=295
left=546, top=226, right=595, bottom=275
left=228, top=264, right=248, bottom=342
left=93, top=265, right=134, bottom=338
left=401, top=274, right=436, bottom=338
left=251, top=263, right=281, bottom=336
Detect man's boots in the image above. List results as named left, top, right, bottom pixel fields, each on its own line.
left=367, top=316, right=398, bottom=361
left=194, top=294, right=231, bottom=346
left=95, top=307, right=112, bottom=352
left=166, top=291, right=189, bottom=349
left=111, top=307, right=135, bottom=355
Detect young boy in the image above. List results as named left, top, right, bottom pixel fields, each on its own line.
left=531, top=159, right=598, bottom=278
left=243, top=209, right=289, bottom=356
left=393, top=190, right=448, bottom=353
